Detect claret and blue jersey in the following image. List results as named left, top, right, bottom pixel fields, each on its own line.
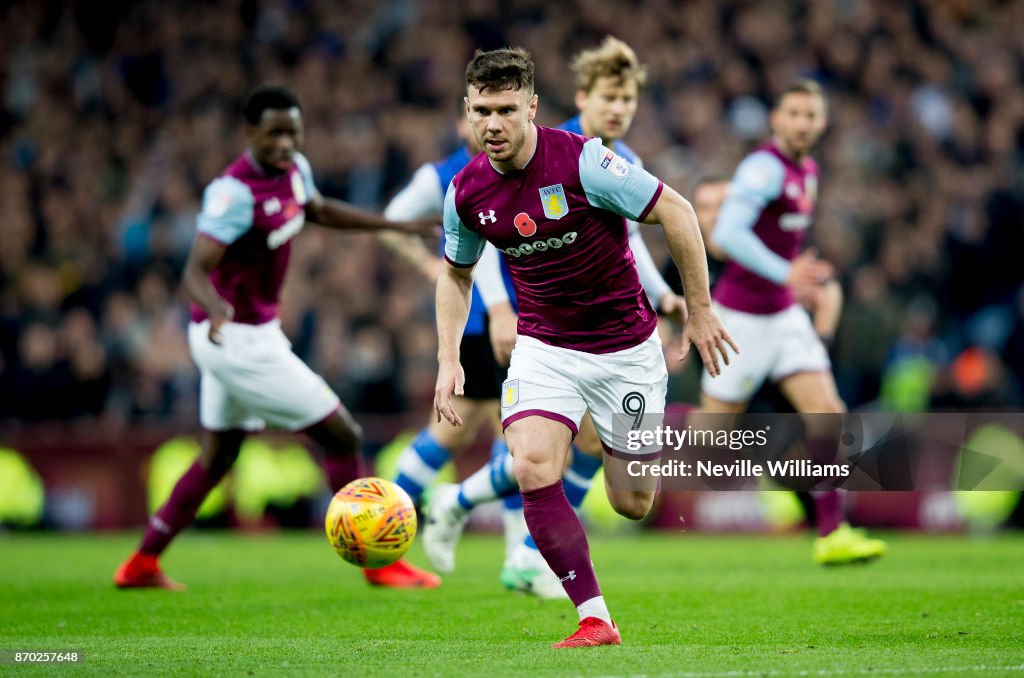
left=443, top=125, right=663, bottom=355
left=193, top=151, right=317, bottom=325
left=712, top=143, right=820, bottom=314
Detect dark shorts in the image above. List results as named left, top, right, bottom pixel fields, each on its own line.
left=460, top=330, right=507, bottom=400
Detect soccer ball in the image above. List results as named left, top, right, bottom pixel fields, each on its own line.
left=325, top=477, right=417, bottom=568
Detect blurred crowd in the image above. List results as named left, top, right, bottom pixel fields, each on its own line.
left=0, top=0, right=1022, bottom=426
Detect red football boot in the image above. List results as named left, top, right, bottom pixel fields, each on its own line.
left=363, top=559, right=441, bottom=589
left=552, top=617, right=622, bottom=648
left=114, top=552, right=185, bottom=590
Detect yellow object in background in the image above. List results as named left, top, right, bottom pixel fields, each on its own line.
left=148, top=436, right=228, bottom=520
left=0, top=447, right=45, bottom=526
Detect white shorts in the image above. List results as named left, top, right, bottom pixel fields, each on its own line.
left=701, top=303, right=831, bottom=403
left=188, top=320, right=340, bottom=432
left=500, top=331, right=667, bottom=457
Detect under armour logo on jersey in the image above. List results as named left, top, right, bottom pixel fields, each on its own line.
left=560, top=570, right=577, bottom=582
left=478, top=210, right=496, bottom=224
left=264, top=197, right=282, bottom=216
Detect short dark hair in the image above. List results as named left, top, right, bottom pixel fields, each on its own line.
left=465, top=47, right=535, bottom=95
left=243, top=85, right=301, bottom=125
left=774, top=79, right=826, bottom=109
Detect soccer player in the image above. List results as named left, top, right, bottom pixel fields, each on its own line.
left=422, top=37, right=685, bottom=599
left=703, top=79, right=886, bottom=564
left=114, top=85, right=437, bottom=590
left=435, top=48, right=735, bottom=647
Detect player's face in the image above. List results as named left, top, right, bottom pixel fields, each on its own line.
left=771, top=92, right=827, bottom=158
left=693, top=181, right=728, bottom=260
left=575, top=76, right=639, bottom=143
left=466, top=86, right=538, bottom=167
left=249, top=107, right=304, bottom=172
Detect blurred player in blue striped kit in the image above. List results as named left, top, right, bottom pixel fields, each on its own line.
left=421, top=38, right=689, bottom=599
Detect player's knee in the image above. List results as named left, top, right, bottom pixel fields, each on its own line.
left=608, top=492, right=654, bottom=521
left=339, top=417, right=363, bottom=451
left=510, top=444, right=560, bottom=490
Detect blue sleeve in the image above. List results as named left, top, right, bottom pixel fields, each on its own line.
left=196, top=176, right=254, bottom=244
left=442, top=182, right=486, bottom=266
left=712, top=152, right=791, bottom=285
left=293, top=153, right=319, bottom=204
left=578, top=138, right=662, bottom=221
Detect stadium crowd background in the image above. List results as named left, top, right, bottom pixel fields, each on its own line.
left=0, top=0, right=1023, bottom=428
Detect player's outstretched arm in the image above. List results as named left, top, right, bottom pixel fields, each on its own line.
left=378, top=232, right=442, bottom=281
left=305, top=195, right=437, bottom=236
left=645, top=186, right=738, bottom=376
left=182, top=236, right=234, bottom=344
left=378, top=163, right=446, bottom=280
left=434, top=262, right=474, bottom=426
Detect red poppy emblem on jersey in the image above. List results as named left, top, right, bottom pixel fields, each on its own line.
left=514, top=212, right=537, bottom=237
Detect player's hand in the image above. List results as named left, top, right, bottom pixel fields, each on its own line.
left=658, top=291, right=688, bottom=326
left=208, top=302, right=234, bottom=345
left=682, top=304, right=738, bottom=377
left=434, top=359, right=466, bottom=426
left=487, top=303, right=518, bottom=366
left=794, top=283, right=824, bottom=310
left=786, top=249, right=833, bottom=293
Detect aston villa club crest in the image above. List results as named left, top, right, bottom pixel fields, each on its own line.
left=539, top=184, right=568, bottom=220
left=501, top=379, right=519, bottom=408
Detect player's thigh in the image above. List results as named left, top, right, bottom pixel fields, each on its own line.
left=772, top=306, right=844, bottom=413
left=574, top=412, right=602, bottom=457
left=778, top=371, right=845, bottom=414
left=582, top=331, right=667, bottom=456
left=701, top=304, right=777, bottom=405
left=427, top=396, right=498, bottom=453
left=190, top=323, right=264, bottom=431
left=203, top=322, right=340, bottom=431
left=500, top=335, right=587, bottom=439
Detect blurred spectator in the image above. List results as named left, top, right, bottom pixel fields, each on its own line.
left=0, top=0, right=1022, bottom=423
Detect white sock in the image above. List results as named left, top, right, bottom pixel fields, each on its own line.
left=459, top=462, right=503, bottom=506
left=576, top=595, right=611, bottom=625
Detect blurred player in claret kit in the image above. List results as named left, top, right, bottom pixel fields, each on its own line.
left=702, top=80, right=886, bottom=565
left=114, top=85, right=436, bottom=591
left=422, top=37, right=685, bottom=600
left=435, top=47, right=735, bottom=647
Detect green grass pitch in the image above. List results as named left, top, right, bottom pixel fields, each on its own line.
left=2, top=530, right=1023, bottom=676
